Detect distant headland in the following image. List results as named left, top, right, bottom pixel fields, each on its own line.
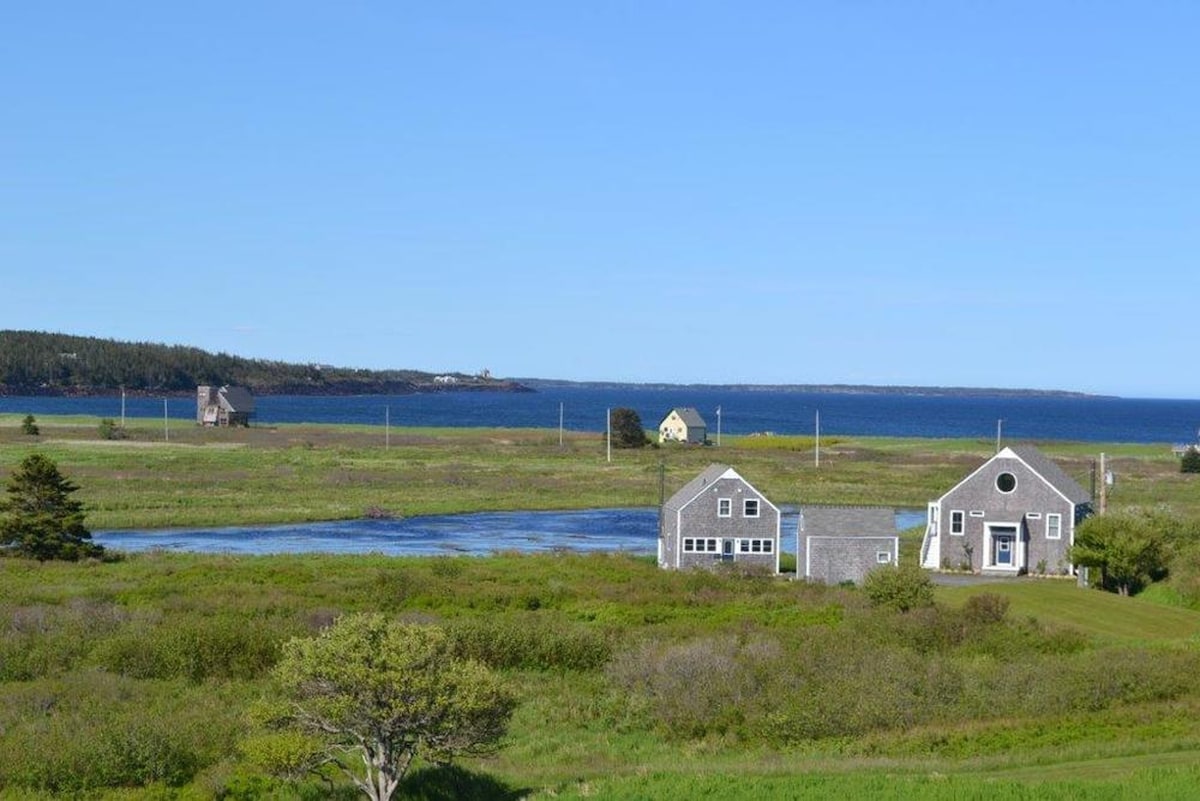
left=0, top=330, right=1103, bottom=400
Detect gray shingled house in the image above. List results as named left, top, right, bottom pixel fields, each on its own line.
left=920, top=445, right=1092, bottom=575
left=196, top=385, right=256, bottom=427
left=658, top=407, right=708, bottom=444
left=659, top=463, right=779, bottom=572
left=799, top=506, right=898, bottom=584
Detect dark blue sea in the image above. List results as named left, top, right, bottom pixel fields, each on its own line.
left=4, top=386, right=1200, bottom=444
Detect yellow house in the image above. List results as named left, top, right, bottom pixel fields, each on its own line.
left=659, top=407, right=708, bottom=444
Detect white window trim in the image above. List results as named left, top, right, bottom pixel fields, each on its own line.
left=737, top=538, right=774, bottom=554
left=743, top=498, right=760, bottom=518
left=950, top=510, right=965, bottom=535
left=683, top=537, right=721, bottom=554
left=876, top=551, right=892, bottom=564
left=969, top=510, right=986, bottom=517
left=996, top=472, right=1018, bottom=494
left=1046, top=513, right=1062, bottom=540
left=1027, top=512, right=1042, bottom=519
left=717, top=498, right=732, bottom=518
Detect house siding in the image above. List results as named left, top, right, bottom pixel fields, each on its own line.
left=660, top=466, right=778, bottom=572
left=936, top=452, right=1078, bottom=574
left=805, top=536, right=898, bottom=584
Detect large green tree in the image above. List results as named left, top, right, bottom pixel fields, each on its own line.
left=1070, top=512, right=1168, bottom=596
left=265, top=614, right=515, bottom=801
left=0, top=454, right=103, bottom=561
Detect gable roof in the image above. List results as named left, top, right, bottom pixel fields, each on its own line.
left=217, top=386, right=256, bottom=413
left=665, top=407, right=707, bottom=428
left=938, top=445, right=1091, bottom=507
left=800, top=506, right=895, bottom=538
left=663, top=463, right=778, bottom=517
left=1007, top=445, right=1091, bottom=505
left=663, top=463, right=735, bottom=516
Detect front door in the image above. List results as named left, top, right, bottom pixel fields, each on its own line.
left=990, top=525, right=1018, bottom=569
left=722, top=539, right=734, bottom=559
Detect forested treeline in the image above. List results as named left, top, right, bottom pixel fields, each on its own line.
left=0, top=330, right=515, bottom=395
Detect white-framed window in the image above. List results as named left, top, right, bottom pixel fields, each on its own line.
left=738, top=539, right=774, bottom=554
left=683, top=538, right=720, bottom=553
left=996, top=472, right=1017, bottom=493
left=969, top=510, right=986, bottom=517
left=876, top=551, right=892, bottom=564
left=717, top=498, right=732, bottom=517
left=950, top=510, right=965, bottom=535
left=1046, top=513, right=1062, bottom=540
left=1027, top=512, right=1042, bottom=520
left=744, top=499, right=760, bottom=518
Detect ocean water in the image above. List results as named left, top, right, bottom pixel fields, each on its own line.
left=4, top=386, right=1199, bottom=443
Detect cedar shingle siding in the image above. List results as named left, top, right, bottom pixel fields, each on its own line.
left=920, top=446, right=1092, bottom=575
left=659, top=464, right=779, bottom=573
left=799, top=506, right=898, bottom=584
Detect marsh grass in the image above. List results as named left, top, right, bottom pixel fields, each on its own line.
left=2, top=417, right=1194, bottom=529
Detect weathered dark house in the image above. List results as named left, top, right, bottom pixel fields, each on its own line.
left=920, top=445, right=1092, bottom=575
left=658, top=407, right=708, bottom=444
left=798, top=506, right=898, bottom=584
left=659, top=463, right=779, bottom=573
left=196, top=385, right=255, bottom=427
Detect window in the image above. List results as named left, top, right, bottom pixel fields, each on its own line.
left=744, top=499, right=760, bottom=518
left=739, top=540, right=750, bottom=552
left=717, top=498, right=732, bottom=517
left=683, top=538, right=720, bottom=553
left=996, top=472, right=1017, bottom=493
left=1027, top=513, right=1042, bottom=520
left=738, top=539, right=774, bottom=554
left=969, top=510, right=985, bottom=517
left=876, top=551, right=892, bottom=564
left=950, top=510, right=964, bottom=535
left=1046, top=513, right=1062, bottom=540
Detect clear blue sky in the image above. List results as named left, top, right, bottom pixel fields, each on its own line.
left=4, top=3, right=1196, bottom=398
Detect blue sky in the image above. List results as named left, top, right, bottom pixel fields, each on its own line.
left=3, top=3, right=1196, bottom=398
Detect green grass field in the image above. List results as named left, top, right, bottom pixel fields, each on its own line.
left=2, top=414, right=1200, bottom=799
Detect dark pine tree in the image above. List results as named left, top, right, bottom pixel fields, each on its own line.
left=609, top=407, right=648, bottom=449
left=0, top=454, right=103, bottom=561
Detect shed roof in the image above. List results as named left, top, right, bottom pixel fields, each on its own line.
left=800, top=506, right=896, bottom=538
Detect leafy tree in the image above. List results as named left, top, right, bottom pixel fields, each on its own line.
left=609, top=407, right=648, bottom=449
left=861, top=563, right=935, bottom=612
left=97, top=418, right=125, bottom=440
left=0, top=454, right=103, bottom=561
left=1182, top=448, right=1200, bottom=474
left=1070, top=512, right=1168, bottom=596
left=265, top=613, right=515, bottom=801
left=20, top=414, right=39, bottom=436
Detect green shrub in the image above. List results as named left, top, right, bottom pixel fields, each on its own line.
left=447, top=615, right=613, bottom=671
left=20, top=414, right=39, bottom=436
left=1182, top=448, right=1200, bottom=474
left=861, top=564, right=935, bottom=612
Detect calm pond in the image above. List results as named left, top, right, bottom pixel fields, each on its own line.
left=95, top=508, right=927, bottom=557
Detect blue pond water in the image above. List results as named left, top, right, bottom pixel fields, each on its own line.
left=94, top=508, right=928, bottom=557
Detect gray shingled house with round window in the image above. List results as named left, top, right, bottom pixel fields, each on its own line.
left=920, top=445, right=1092, bottom=575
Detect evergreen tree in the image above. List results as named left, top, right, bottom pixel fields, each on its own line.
left=20, top=414, right=39, bottom=436
left=1182, top=448, right=1200, bottom=474
left=0, top=454, right=103, bottom=561
left=609, top=407, right=648, bottom=448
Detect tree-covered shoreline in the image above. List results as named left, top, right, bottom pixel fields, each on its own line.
left=0, top=330, right=529, bottom=396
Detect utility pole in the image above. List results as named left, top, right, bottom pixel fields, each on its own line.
left=606, top=408, right=611, bottom=464
left=559, top=401, right=564, bottom=448
left=716, top=406, right=721, bottom=447
left=385, top=405, right=390, bottom=450
left=996, top=419, right=1003, bottom=452
left=120, top=386, right=126, bottom=430
left=163, top=398, right=169, bottom=442
left=1099, top=452, right=1108, bottom=515
left=815, top=409, right=821, bottom=468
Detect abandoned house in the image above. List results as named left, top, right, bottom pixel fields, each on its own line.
left=196, top=385, right=256, bottom=427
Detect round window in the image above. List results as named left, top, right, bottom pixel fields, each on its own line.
left=996, top=472, right=1017, bottom=493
